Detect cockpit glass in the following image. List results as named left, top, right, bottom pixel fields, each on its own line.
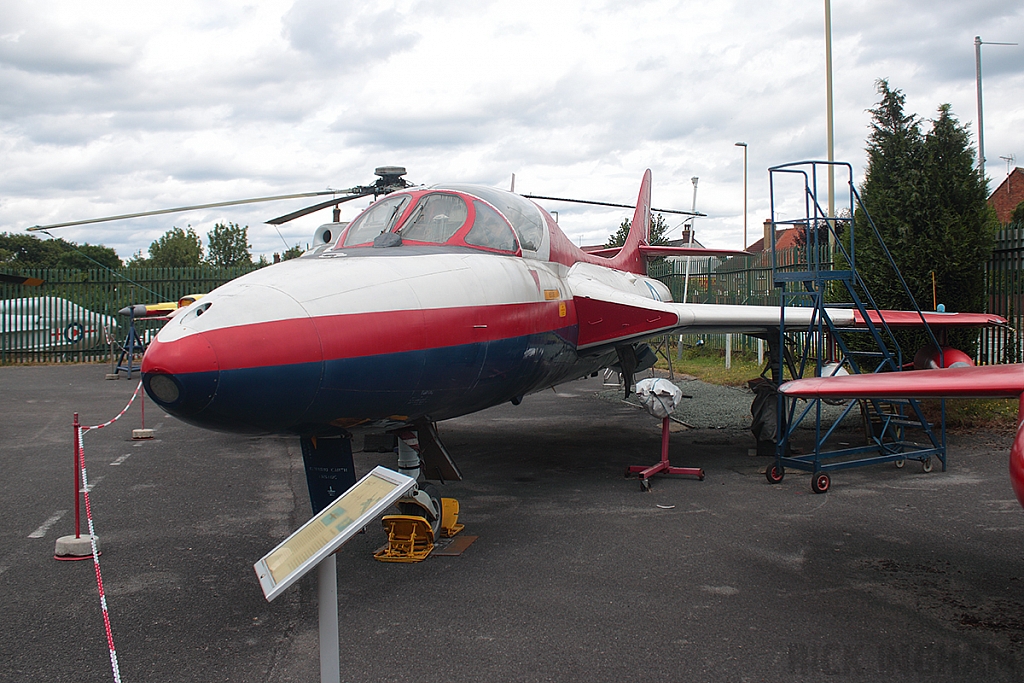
left=342, top=194, right=410, bottom=246
left=465, top=201, right=518, bottom=252
left=399, top=194, right=468, bottom=244
left=436, top=185, right=545, bottom=252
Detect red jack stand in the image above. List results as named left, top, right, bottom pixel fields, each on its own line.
left=627, top=417, right=705, bottom=491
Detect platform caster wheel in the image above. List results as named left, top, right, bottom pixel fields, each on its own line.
left=922, top=457, right=933, bottom=473
left=640, top=478, right=651, bottom=492
left=811, top=472, right=831, bottom=494
left=894, top=458, right=905, bottom=469
left=766, top=464, right=785, bottom=484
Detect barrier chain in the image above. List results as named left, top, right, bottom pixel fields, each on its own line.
left=76, top=380, right=143, bottom=683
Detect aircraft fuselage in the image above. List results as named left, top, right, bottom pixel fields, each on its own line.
left=142, top=245, right=621, bottom=435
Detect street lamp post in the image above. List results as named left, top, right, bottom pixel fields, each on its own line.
left=682, top=177, right=699, bottom=304
left=735, top=142, right=748, bottom=249
left=975, top=36, right=1017, bottom=185
left=824, top=0, right=835, bottom=224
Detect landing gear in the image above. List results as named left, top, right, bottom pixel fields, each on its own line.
left=811, top=472, right=831, bottom=494
left=397, top=484, right=442, bottom=537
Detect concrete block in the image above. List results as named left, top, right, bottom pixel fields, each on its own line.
left=54, top=534, right=99, bottom=558
left=132, top=428, right=154, bottom=440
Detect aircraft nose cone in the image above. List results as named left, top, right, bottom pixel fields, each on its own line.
left=142, top=331, right=220, bottom=417
left=141, top=283, right=326, bottom=433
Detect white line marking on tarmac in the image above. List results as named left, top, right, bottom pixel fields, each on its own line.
left=79, top=476, right=103, bottom=493
left=28, top=510, right=67, bottom=538
left=111, top=454, right=131, bottom=466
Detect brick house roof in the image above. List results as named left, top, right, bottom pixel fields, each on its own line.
left=746, top=220, right=803, bottom=252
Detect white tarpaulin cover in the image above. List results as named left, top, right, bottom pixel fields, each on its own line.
left=635, top=378, right=683, bottom=419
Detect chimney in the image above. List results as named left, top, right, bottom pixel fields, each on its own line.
left=763, top=219, right=772, bottom=251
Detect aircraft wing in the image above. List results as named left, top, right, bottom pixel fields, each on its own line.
left=779, top=363, right=1024, bottom=511
left=779, top=364, right=1024, bottom=400
left=568, top=264, right=1007, bottom=351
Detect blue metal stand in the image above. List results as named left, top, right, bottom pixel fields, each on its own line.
left=115, top=306, right=145, bottom=379
left=765, top=161, right=946, bottom=494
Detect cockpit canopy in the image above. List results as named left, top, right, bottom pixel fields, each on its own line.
left=334, top=185, right=549, bottom=256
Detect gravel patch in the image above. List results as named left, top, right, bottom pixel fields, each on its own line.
left=598, top=371, right=863, bottom=433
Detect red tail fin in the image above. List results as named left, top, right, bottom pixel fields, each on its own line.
left=608, top=170, right=651, bottom=275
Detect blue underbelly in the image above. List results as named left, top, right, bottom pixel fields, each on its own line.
left=160, top=331, right=588, bottom=434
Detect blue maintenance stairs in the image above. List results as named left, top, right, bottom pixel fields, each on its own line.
left=764, top=161, right=947, bottom=494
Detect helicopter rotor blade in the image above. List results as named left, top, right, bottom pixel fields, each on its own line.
left=26, top=191, right=348, bottom=232
left=265, top=191, right=376, bottom=225
left=520, top=194, right=705, bottom=217
left=0, top=273, right=45, bottom=286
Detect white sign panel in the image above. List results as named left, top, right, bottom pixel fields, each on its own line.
left=254, top=466, right=416, bottom=601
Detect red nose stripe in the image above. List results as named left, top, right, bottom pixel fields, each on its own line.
left=144, top=301, right=576, bottom=373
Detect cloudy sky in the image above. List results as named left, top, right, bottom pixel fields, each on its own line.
left=1, top=0, right=1021, bottom=262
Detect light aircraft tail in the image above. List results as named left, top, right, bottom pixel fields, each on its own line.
left=605, top=170, right=652, bottom=275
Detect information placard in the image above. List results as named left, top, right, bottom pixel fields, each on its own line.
left=254, top=466, right=416, bottom=601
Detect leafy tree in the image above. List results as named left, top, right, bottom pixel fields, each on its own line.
left=146, top=226, right=204, bottom=267
left=206, top=222, right=252, bottom=267
left=54, top=243, right=122, bottom=270
left=0, top=232, right=121, bottom=269
left=281, top=245, right=305, bottom=260
left=604, top=213, right=671, bottom=248
left=852, top=80, right=996, bottom=358
left=1011, top=200, right=1024, bottom=227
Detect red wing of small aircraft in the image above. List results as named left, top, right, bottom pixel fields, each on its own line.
left=780, top=365, right=1024, bottom=509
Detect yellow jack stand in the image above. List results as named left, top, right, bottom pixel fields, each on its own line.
left=374, top=515, right=434, bottom=563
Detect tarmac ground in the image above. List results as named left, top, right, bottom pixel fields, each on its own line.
left=2, top=364, right=1024, bottom=682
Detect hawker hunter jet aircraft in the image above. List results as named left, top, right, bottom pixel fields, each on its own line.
left=137, top=170, right=1001, bottom=527
left=781, top=365, right=1024, bottom=509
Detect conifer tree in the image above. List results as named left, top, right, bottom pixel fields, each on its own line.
left=852, top=80, right=996, bottom=358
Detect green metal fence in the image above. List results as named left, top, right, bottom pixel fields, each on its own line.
left=649, top=246, right=821, bottom=356
left=983, top=226, right=1024, bottom=364
left=2, top=238, right=1018, bottom=366
left=1, top=266, right=256, bottom=364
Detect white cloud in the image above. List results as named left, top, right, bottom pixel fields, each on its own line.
left=0, top=0, right=1021, bottom=261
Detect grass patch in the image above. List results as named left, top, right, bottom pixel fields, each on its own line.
left=653, top=345, right=1018, bottom=432
left=655, top=348, right=764, bottom=387
left=919, top=398, right=1018, bottom=433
